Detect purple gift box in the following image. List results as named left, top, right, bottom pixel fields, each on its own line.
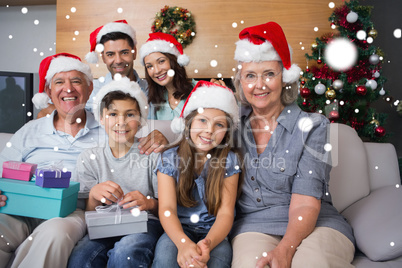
left=2, top=161, right=37, bottom=181
left=35, top=169, right=71, bottom=188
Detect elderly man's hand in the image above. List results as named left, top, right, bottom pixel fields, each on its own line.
left=138, top=130, right=168, bottom=154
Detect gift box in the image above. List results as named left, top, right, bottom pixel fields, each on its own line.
left=85, top=207, right=148, bottom=240
left=2, top=161, right=37, bottom=181
left=35, top=169, right=71, bottom=188
left=0, top=178, right=79, bottom=220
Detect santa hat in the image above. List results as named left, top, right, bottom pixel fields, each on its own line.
left=234, top=21, right=301, bottom=83
left=85, top=20, right=137, bottom=64
left=171, top=81, right=239, bottom=133
left=139, top=32, right=190, bottom=67
left=92, top=76, right=148, bottom=126
left=32, top=53, right=93, bottom=109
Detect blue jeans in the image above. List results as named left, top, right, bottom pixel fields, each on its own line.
left=67, top=219, right=163, bottom=268
left=152, top=224, right=232, bottom=268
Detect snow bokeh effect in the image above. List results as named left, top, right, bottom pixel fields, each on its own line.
left=324, top=38, right=358, bottom=71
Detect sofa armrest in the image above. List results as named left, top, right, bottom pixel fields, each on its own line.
left=342, top=185, right=402, bottom=261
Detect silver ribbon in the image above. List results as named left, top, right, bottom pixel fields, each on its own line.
left=95, top=202, right=122, bottom=224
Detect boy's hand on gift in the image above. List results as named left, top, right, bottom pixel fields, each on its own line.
left=89, top=181, right=124, bottom=205
left=138, top=130, right=168, bottom=154
left=118, top=190, right=155, bottom=211
left=0, top=191, right=7, bottom=207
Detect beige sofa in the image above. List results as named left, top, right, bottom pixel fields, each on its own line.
left=0, top=121, right=401, bottom=266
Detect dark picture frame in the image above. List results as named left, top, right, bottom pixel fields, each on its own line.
left=0, top=71, right=34, bottom=133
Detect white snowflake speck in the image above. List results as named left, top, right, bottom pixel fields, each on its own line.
left=262, top=252, right=268, bottom=257
left=394, top=29, right=401, bottom=39
left=190, top=214, right=200, bottom=223
left=62, top=168, right=67, bottom=172
left=147, top=196, right=151, bottom=199
left=298, top=216, right=303, bottom=221
left=74, top=30, right=79, bottom=36
left=90, top=154, right=96, bottom=160
left=101, top=198, right=106, bottom=203
left=111, top=169, right=114, bottom=173
left=206, top=154, right=211, bottom=159
left=117, top=7, right=123, bottom=13
left=232, top=22, right=238, bottom=28
left=167, top=69, right=175, bottom=77
left=95, top=43, right=104, bottom=53
left=197, top=107, right=204, bottom=114
left=131, top=208, right=140, bottom=217
left=21, top=7, right=28, bottom=14
left=324, top=143, right=332, bottom=152
left=164, top=210, right=171, bottom=217
left=309, top=170, right=313, bottom=174
left=194, top=69, right=198, bottom=73
left=76, top=118, right=82, bottom=123
left=298, top=117, right=313, bottom=132
left=28, top=236, right=33, bottom=241
left=235, top=165, right=239, bottom=170
left=54, top=147, right=59, bottom=151
left=210, top=60, right=218, bottom=68
left=375, top=166, right=379, bottom=170
left=6, top=142, right=12, bottom=148
left=34, top=20, right=39, bottom=25
left=396, top=184, right=400, bottom=188
left=70, top=7, right=77, bottom=13
left=324, top=38, right=358, bottom=71
left=390, top=242, right=395, bottom=247
left=181, top=238, right=186, bottom=243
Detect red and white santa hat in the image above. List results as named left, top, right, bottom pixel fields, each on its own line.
left=32, top=53, right=93, bottom=109
left=171, top=80, right=239, bottom=134
left=92, top=76, right=148, bottom=125
left=234, top=21, right=301, bottom=83
left=85, top=20, right=137, bottom=64
left=139, top=32, right=190, bottom=67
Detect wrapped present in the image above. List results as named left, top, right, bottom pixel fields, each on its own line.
left=2, top=161, right=37, bottom=181
left=85, top=204, right=148, bottom=240
left=0, top=178, right=79, bottom=220
left=35, top=168, right=71, bottom=188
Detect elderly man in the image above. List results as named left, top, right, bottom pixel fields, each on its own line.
left=0, top=53, right=106, bottom=268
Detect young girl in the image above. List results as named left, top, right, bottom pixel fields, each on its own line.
left=68, top=77, right=163, bottom=268
left=152, top=81, right=243, bottom=268
left=139, top=32, right=194, bottom=120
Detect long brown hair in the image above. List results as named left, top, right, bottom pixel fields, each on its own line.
left=145, top=53, right=192, bottom=114
left=161, top=110, right=243, bottom=216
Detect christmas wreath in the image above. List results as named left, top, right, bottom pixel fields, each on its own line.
left=151, top=5, right=196, bottom=48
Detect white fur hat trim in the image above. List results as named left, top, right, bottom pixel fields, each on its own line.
left=45, top=56, right=93, bottom=85
left=92, top=77, right=148, bottom=125
left=139, top=40, right=189, bottom=66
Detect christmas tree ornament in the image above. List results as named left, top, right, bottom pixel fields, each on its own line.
left=301, top=80, right=305, bottom=85
left=330, top=22, right=336, bottom=29
left=346, top=11, right=359, bottom=23
left=332, top=79, right=344, bottom=90
left=379, top=88, right=386, bottom=95
left=356, top=85, right=367, bottom=96
left=368, top=28, right=378, bottom=39
left=365, top=79, right=378, bottom=90
left=356, top=30, right=367, bottom=40
left=374, top=126, right=386, bottom=137
left=328, top=110, right=340, bottom=121
left=311, top=42, right=318, bottom=50
left=373, top=70, right=380, bottom=78
left=369, top=54, right=380, bottom=65
left=317, top=58, right=322, bottom=64
left=314, top=82, right=326, bottom=95
left=300, top=87, right=311, bottom=98
left=325, top=89, right=336, bottom=99
left=385, top=96, right=393, bottom=103
left=370, top=118, right=379, bottom=126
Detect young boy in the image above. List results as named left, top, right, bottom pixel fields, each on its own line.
left=67, top=77, right=163, bottom=268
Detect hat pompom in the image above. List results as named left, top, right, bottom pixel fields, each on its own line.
left=171, top=117, right=185, bottom=133
left=85, top=51, right=99, bottom=64
left=282, top=64, right=301, bottom=84
left=32, top=92, right=50, bottom=109
left=177, top=54, right=190, bottom=66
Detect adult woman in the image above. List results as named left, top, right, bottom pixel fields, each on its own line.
left=230, top=22, right=355, bottom=268
left=139, top=32, right=193, bottom=120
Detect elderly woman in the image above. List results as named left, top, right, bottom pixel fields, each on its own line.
left=230, top=22, right=355, bottom=268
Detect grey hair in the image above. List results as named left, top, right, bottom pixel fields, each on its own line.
left=233, top=61, right=299, bottom=107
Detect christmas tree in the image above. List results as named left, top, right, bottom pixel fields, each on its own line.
left=298, top=0, right=388, bottom=142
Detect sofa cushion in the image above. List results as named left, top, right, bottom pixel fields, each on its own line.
left=329, top=123, right=370, bottom=213
left=342, top=185, right=402, bottom=261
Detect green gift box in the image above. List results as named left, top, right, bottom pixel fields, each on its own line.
left=0, top=178, right=79, bottom=220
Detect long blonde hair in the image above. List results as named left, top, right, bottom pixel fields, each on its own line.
left=162, top=110, right=243, bottom=216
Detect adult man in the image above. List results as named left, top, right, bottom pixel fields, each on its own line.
left=0, top=53, right=106, bottom=268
